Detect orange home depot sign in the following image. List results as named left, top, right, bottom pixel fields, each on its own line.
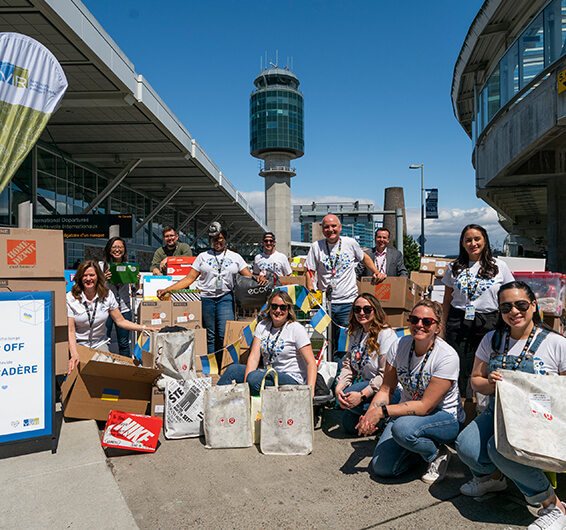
left=374, top=282, right=391, bottom=300
left=7, top=239, right=36, bottom=265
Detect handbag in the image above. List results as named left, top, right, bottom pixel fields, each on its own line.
left=494, top=369, right=566, bottom=472
left=233, top=271, right=275, bottom=309
left=152, top=328, right=196, bottom=381
left=259, top=368, right=314, bottom=456
left=203, top=382, right=253, bottom=449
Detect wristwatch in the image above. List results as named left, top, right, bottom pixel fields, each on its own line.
left=360, top=392, right=369, bottom=403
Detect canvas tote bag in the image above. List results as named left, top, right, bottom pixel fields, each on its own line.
left=152, top=328, right=196, bottom=381
left=203, top=382, right=253, bottom=449
left=259, top=368, right=314, bottom=456
left=494, top=369, right=566, bottom=473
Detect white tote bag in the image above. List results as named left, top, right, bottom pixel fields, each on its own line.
left=494, top=370, right=566, bottom=473
left=203, top=382, right=253, bottom=449
left=260, top=368, right=314, bottom=456
left=152, top=329, right=196, bottom=381
left=164, top=376, right=211, bottom=439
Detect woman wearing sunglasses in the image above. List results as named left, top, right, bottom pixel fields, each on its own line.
left=442, top=224, right=514, bottom=397
left=456, top=281, right=566, bottom=530
left=217, top=290, right=317, bottom=396
left=335, top=294, right=399, bottom=435
left=357, top=299, right=465, bottom=484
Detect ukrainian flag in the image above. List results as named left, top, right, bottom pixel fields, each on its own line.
left=310, top=308, right=331, bottom=333
left=296, top=286, right=314, bottom=312
left=101, top=388, right=120, bottom=401
left=226, top=343, right=240, bottom=364
left=242, top=324, right=254, bottom=346
left=395, top=327, right=411, bottom=338
left=133, top=333, right=150, bottom=362
left=200, top=353, right=219, bottom=375
left=337, top=327, right=350, bottom=352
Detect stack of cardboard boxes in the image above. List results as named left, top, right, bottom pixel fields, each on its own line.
left=0, top=227, right=69, bottom=375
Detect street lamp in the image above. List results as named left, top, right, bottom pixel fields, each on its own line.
left=409, top=164, right=425, bottom=257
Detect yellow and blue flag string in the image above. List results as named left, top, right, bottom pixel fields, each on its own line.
left=133, top=330, right=151, bottom=362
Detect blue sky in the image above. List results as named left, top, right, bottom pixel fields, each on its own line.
left=82, top=0, right=503, bottom=255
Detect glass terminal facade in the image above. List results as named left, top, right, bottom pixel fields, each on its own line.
left=250, top=69, right=304, bottom=157
left=477, top=0, right=566, bottom=135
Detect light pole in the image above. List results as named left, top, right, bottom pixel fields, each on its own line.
left=409, top=164, right=425, bottom=256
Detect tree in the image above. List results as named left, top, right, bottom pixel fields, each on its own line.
left=403, top=233, right=421, bottom=273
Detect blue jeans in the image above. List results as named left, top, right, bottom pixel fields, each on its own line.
left=371, top=409, right=461, bottom=477
left=201, top=293, right=234, bottom=358
left=342, top=384, right=402, bottom=435
left=456, top=404, right=554, bottom=504
left=106, top=310, right=132, bottom=357
left=331, top=302, right=352, bottom=360
left=217, top=364, right=299, bottom=396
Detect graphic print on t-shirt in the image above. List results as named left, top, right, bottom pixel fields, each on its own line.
left=454, top=270, right=495, bottom=302
left=396, top=364, right=431, bottom=401
left=321, top=251, right=355, bottom=276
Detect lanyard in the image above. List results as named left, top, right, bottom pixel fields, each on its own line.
left=496, top=325, right=538, bottom=370
left=264, top=322, right=286, bottom=366
left=407, top=340, right=435, bottom=400
left=465, top=267, right=481, bottom=301
left=351, top=330, right=368, bottom=370
left=325, top=238, right=342, bottom=275
left=214, top=250, right=227, bottom=275
left=83, top=298, right=99, bottom=346
left=375, top=251, right=386, bottom=273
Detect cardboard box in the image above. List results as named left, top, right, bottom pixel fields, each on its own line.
left=410, top=271, right=435, bottom=290
left=434, top=259, right=452, bottom=278
left=61, top=345, right=163, bottom=421
left=289, top=256, right=307, bottom=275
left=419, top=257, right=436, bottom=273
left=278, top=275, right=307, bottom=287
left=0, top=278, right=67, bottom=327
left=0, top=227, right=64, bottom=279
left=150, top=387, right=165, bottom=417
left=358, top=277, right=416, bottom=311
left=384, top=309, right=410, bottom=328
left=171, top=301, right=202, bottom=329
left=138, top=301, right=171, bottom=327
left=142, top=275, right=185, bottom=301
left=54, top=325, right=69, bottom=376
left=166, top=256, right=196, bottom=276
left=223, top=320, right=254, bottom=366
left=101, top=411, right=163, bottom=452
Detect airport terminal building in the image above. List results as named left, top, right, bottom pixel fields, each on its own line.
left=453, top=0, right=566, bottom=272
left=0, top=0, right=267, bottom=269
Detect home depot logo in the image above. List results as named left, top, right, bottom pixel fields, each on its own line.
left=7, top=239, right=36, bottom=266
left=111, top=417, right=155, bottom=444
left=374, top=283, right=391, bottom=300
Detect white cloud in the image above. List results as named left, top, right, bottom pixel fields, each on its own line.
left=240, top=189, right=509, bottom=256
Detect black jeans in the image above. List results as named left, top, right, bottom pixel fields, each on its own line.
left=445, top=306, right=498, bottom=397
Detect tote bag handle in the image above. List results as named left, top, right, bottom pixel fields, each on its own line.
left=260, top=367, right=279, bottom=392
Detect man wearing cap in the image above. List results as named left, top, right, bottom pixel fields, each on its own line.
left=359, top=227, right=408, bottom=280
left=305, top=215, right=380, bottom=356
left=253, top=232, right=292, bottom=279
left=151, top=226, right=193, bottom=275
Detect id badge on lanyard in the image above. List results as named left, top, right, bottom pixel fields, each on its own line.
left=330, top=268, right=337, bottom=289
left=216, top=276, right=223, bottom=290
left=464, top=304, right=475, bottom=320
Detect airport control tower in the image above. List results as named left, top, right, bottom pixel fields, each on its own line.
left=250, top=67, right=304, bottom=257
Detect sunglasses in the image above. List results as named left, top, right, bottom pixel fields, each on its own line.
left=408, top=316, right=437, bottom=327
left=499, top=300, right=532, bottom=314
left=263, top=239, right=275, bottom=244
left=271, top=303, right=289, bottom=311
left=353, top=306, right=373, bottom=315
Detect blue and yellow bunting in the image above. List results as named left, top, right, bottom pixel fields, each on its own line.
left=395, top=327, right=411, bottom=338
left=337, top=327, right=350, bottom=352
left=133, top=333, right=150, bottom=362
left=226, top=343, right=240, bottom=364
left=199, top=353, right=219, bottom=375
left=310, top=307, right=331, bottom=333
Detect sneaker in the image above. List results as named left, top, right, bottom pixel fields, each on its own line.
left=460, top=474, right=507, bottom=496
left=422, top=448, right=451, bottom=484
left=528, top=503, right=566, bottom=530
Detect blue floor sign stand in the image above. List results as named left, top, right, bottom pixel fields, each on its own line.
left=0, top=291, right=56, bottom=453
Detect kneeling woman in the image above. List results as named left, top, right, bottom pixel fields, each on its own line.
left=335, top=294, right=399, bottom=435
left=456, top=281, right=566, bottom=530
left=357, top=299, right=465, bottom=484
left=218, top=290, right=317, bottom=396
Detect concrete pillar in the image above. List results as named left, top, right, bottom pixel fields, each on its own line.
left=547, top=177, right=566, bottom=273
left=265, top=174, right=291, bottom=257
left=383, top=187, right=407, bottom=245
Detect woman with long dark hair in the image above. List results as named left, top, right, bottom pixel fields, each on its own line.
left=335, top=293, right=398, bottom=434
left=456, top=281, right=566, bottom=529
left=442, top=224, right=514, bottom=396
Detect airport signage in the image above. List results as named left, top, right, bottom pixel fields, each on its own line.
left=425, top=189, right=438, bottom=219
left=33, top=214, right=134, bottom=238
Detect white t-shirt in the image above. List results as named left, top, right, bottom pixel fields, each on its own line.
left=348, top=327, right=398, bottom=380
left=476, top=328, right=566, bottom=375
left=305, top=236, right=364, bottom=303
left=442, top=258, right=514, bottom=313
left=254, top=320, right=311, bottom=385
left=67, top=290, right=118, bottom=349
left=192, top=249, right=248, bottom=298
left=253, top=251, right=292, bottom=277
left=387, top=335, right=465, bottom=422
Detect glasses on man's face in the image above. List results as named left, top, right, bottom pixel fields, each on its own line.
left=353, top=306, right=373, bottom=315
left=499, top=300, right=532, bottom=314
left=408, top=316, right=437, bottom=327
left=271, top=303, right=289, bottom=312
left=263, top=239, right=275, bottom=244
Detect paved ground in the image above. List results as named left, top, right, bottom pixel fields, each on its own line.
left=1, top=408, right=564, bottom=529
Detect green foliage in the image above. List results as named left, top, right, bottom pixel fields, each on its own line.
left=403, top=233, right=421, bottom=273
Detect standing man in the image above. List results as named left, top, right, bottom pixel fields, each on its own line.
left=305, top=215, right=380, bottom=357
left=253, top=231, right=292, bottom=279
left=151, top=226, right=193, bottom=275
left=359, top=227, right=408, bottom=280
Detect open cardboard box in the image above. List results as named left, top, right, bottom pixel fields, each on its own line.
left=61, top=345, right=163, bottom=421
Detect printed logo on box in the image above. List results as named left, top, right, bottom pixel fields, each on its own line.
left=374, top=283, right=391, bottom=300
left=7, top=239, right=36, bottom=266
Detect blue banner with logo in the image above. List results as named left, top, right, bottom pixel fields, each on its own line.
left=425, top=188, right=438, bottom=219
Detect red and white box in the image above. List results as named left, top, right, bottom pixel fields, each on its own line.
left=101, top=410, right=163, bottom=453
left=167, top=256, right=196, bottom=276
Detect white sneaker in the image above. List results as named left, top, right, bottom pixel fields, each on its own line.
left=460, top=474, right=507, bottom=496
left=528, top=503, right=566, bottom=530
left=422, top=448, right=451, bottom=484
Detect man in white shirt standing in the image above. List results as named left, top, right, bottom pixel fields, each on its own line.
left=359, top=227, right=408, bottom=280
left=305, top=215, right=380, bottom=357
left=253, top=232, right=292, bottom=279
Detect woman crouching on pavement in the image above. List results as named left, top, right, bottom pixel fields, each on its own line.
left=334, top=293, right=399, bottom=435
left=357, top=299, right=465, bottom=484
